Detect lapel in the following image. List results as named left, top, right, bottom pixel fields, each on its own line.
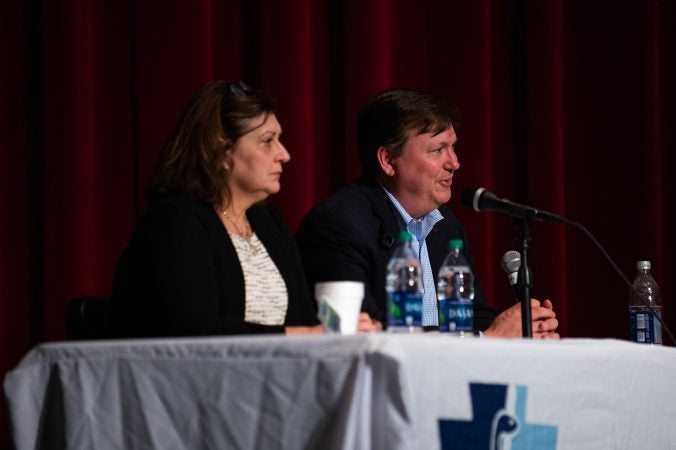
left=357, top=177, right=401, bottom=254
left=211, top=204, right=246, bottom=311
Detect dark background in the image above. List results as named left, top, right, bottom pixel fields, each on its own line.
left=2, top=1, right=674, bottom=447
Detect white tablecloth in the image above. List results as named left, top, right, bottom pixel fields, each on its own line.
left=4, top=334, right=676, bottom=449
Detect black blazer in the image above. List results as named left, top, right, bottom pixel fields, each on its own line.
left=110, top=194, right=318, bottom=337
left=296, top=176, right=496, bottom=331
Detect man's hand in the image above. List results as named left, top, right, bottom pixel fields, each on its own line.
left=358, top=312, right=383, bottom=332
left=484, top=299, right=559, bottom=339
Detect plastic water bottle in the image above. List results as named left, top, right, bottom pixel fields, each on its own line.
left=629, top=260, right=662, bottom=344
left=437, top=239, right=474, bottom=336
left=386, top=230, right=423, bottom=333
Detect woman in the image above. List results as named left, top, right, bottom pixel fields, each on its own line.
left=110, top=80, right=322, bottom=337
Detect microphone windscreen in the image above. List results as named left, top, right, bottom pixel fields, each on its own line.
left=501, top=251, right=521, bottom=285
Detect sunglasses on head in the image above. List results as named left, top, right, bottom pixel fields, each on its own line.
left=229, top=81, right=252, bottom=96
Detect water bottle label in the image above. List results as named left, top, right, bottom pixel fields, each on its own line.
left=630, top=310, right=662, bottom=344
left=439, top=298, right=473, bottom=333
left=388, top=291, right=422, bottom=328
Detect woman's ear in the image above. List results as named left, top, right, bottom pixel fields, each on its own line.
left=376, top=146, right=396, bottom=177
left=221, top=138, right=234, bottom=172
left=223, top=153, right=234, bottom=172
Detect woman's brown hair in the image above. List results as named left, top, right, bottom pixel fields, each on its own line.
left=147, top=80, right=275, bottom=206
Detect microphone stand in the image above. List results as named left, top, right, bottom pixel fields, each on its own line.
left=513, top=216, right=533, bottom=338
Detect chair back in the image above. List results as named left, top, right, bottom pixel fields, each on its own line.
left=65, top=296, right=111, bottom=340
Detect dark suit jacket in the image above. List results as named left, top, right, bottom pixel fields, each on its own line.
left=110, top=194, right=318, bottom=337
left=296, top=176, right=496, bottom=331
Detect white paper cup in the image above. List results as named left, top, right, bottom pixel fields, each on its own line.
left=315, top=281, right=364, bottom=335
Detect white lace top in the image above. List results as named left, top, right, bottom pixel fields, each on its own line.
left=229, top=232, right=288, bottom=325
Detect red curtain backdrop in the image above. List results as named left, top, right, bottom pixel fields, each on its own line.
left=2, top=0, right=675, bottom=445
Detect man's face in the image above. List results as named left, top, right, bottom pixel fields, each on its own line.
left=386, top=126, right=460, bottom=218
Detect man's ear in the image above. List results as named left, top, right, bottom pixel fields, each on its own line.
left=376, top=146, right=396, bottom=176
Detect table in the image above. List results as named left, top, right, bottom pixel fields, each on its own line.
left=4, top=334, right=676, bottom=449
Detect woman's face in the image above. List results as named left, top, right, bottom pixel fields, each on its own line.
left=225, top=113, right=290, bottom=204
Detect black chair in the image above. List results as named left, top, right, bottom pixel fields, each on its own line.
left=65, top=296, right=112, bottom=340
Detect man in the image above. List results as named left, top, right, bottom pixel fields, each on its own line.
left=296, top=88, right=559, bottom=338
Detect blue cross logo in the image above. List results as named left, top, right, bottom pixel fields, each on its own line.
left=438, top=383, right=558, bottom=450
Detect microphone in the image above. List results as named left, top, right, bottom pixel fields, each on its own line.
left=501, top=250, right=524, bottom=302
left=379, top=233, right=395, bottom=250
left=461, top=187, right=570, bottom=224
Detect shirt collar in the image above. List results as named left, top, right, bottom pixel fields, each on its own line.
left=381, top=187, right=444, bottom=239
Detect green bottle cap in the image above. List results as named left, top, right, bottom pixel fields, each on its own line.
left=449, top=239, right=463, bottom=250
left=398, top=230, right=413, bottom=242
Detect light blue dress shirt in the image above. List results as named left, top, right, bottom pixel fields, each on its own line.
left=383, top=189, right=443, bottom=326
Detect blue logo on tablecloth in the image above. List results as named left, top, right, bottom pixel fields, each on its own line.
left=438, top=383, right=558, bottom=450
